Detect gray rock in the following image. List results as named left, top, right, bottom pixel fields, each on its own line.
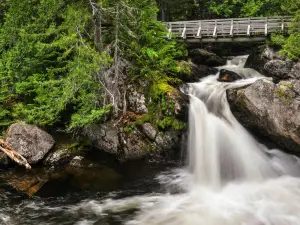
left=120, top=129, right=153, bottom=162
left=84, top=121, right=119, bottom=155
left=69, top=156, right=87, bottom=167
left=228, top=79, right=300, bottom=153
left=155, top=130, right=180, bottom=151
left=142, top=123, right=157, bottom=140
left=5, top=122, right=55, bottom=164
left=181, top=63, right=218, bottom=82
left=244, top=50, right=269, bottom=74
left=189, top=49, right=226, bottom=66
left=127, top=84, right=148, bottom=114
left=289, top=62, right=300, bottom=80
left=44, top=148, right=72, bottom=166
left=245, top=47, right=297, bottom=82
left=264, top=60, right=294, bottom=80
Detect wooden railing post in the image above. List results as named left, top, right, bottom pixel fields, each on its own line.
left=247, top=18, right=251, bottom=36
left=181, top=23, right=186, bottom=39
left=167, top=23, right=172, bottom=39
left=230, top=19, right=233, bottom=37
left=197, top=21, right=202, bottom=38
left=213, top=20, right=217, bottom=38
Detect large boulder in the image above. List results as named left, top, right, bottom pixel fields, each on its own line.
left=84, top=121, right=119, bottom=156
left=264, top=59, right=294, bottom=81
left=5, top=122, right=55, bottom=164
left=228, top=79, right=300, bottom=153
left=290, top=62, right=300, bottom=80
left=245, top=47, right=298, bottom=81
left=189, top=49, right=226, bottom=67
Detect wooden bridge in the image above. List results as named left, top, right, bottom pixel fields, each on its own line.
left=165, top=16, right=292, bottom=43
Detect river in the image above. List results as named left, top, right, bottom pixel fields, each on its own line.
left=1, top=57, right=300, bottom=225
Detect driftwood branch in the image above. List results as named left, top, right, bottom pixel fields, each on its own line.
left=0, top=139, right=31, bottom=169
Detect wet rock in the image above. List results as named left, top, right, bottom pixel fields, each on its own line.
left=142, top=123, right=157, bottom=141
left=120, top=128, right=153, bottom=162
left=155, top=130, right=180, bottom=151
left=180, top=63, right=218, bottom=82
left=189, top=49, right=226, bottom=66
left=0, top=153, right=9, bottom=168
left=228, top=79, right=300, bottom=153
left=85, top=121, right=119, bottom=155
left=44, top=147, right=73, bottom=166
left=217, top=69, right=242, bottom=82
left=5, top=122, right=55, bottom=164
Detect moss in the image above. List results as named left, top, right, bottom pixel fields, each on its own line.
left=156, top=116, right=185, bottom=131
left=62, top=139, right=91, bottom=153
left=274, top=84, right=293, bottom=105
left=124, top=125, right=135, bottom=134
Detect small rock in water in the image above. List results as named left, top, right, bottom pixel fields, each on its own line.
left=217, top=69, right=242, bottom=82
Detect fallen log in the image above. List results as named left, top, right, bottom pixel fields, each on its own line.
left=0, top=139, right=31, bottom=169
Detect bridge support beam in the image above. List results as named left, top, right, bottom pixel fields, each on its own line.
left=186, top=37, right=267, bottom=43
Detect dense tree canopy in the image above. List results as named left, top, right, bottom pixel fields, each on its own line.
left=0, top=0, right=186, bottom=132
left=0, top=0, right=299, bottom=133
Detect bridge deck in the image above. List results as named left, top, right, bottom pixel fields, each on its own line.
left=166, top=16, right=292, bottom=43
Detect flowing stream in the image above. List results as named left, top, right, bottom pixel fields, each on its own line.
left=2, top=56, right=300, bottom=225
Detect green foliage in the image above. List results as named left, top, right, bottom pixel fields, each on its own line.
left=157, top=116, right=185, bottom=130
left=0, top=0, right=112, bottom=130
left=0, top=0, right=187, bottom=134
left=110, top=0, right=187, bottom=130
left=281, top=33, right=300, bottom=60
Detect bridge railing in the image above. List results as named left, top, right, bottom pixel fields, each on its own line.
left=166, top=16, right=292, bottom=40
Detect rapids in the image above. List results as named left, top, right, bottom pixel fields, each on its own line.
left=2, top=56, right=300, bottom=225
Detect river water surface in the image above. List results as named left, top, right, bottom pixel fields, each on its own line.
left=2, top=57, right=300, bottom=225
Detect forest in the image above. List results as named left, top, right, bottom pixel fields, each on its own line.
left=0, top=0, right=299, bottom=133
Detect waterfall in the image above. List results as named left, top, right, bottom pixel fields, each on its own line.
left=65, top=57, right=300, bottom=225
left=123, top=57, right=300, bottom=225
left=187, top=71, right=276, bottom=189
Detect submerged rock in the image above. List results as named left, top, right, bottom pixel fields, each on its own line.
left=228, top=79, right=300, bottom=153
left=0, top=152, right=9, bottom=168
left=217, top=69, right=242, bottom=82
left=5, top=122, right=55, bottom=164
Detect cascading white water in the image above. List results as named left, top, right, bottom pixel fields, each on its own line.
left=70, top=57, right=300, bottom=225
left=187, top=58, right=300, bottom=190
left=187, top=75, right=276, bottom=189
